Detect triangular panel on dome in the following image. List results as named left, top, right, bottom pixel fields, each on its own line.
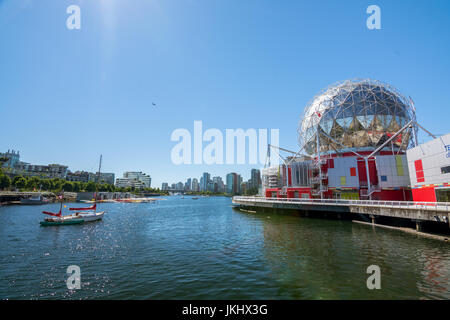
left=319, top=119, right=333, bottom=134
left=356, top=115, right=374, bottom=129
left=336, top=117, right=353, bottom=129
left=388, top=116, right=401, bottom=132
left=368, top=131, right=384, bottom=145
left=329, top=120, right=344, bottom=140
left=395, top=116, right=406, bottom=128
left=353, top=131, right=371, bottom=148
left=349, top=117, right=363, bottom=132
left=378, top=115, right=393, bottom=130
left=372, top=116, right=385, bottom=131
left=341, top=132, right=354, bottom=148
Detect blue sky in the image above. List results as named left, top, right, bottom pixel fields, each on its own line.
left=1, top=0, right=450, bottom=188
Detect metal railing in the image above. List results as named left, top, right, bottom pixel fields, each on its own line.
left=232, top=196, right=450, bottom=212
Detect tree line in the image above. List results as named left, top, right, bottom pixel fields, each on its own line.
left=0, top=172, right=167, bottom=195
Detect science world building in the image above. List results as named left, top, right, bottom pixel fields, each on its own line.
left=262, top=79, right=446, bottom=201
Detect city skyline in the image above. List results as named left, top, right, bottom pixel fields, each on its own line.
left=161, top=169, right=260, bottom=193
left=1, top=147, right=260, bottom=192
left=1, top=0, right=450, bottom=187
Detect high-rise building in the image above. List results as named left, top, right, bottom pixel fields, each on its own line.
left=249, top=169, right=261, bottom=190
left=162, top=183, right=169, bottom=191
left=185, top=178, right=192, bottom=191
left=192, top=178, right=199, bottom=192
left=212, top=176, right=225, bottom=193
left=201, top=172, right=211, bottom=191
left=226, top=173, right=241, bottom=194
left=176, top=182, right=184, bottom=190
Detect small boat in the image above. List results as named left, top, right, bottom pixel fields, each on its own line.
left=40, top=201, right=105, bottom=226
left=75, top=211, right=105, bottom=222
left=21, top=194, right=49, bottom=205
left=192, top=197, right=199, bottom=200
left=68, top=203, right=105, bottom=222
left=40, top=217, right=84, bottom=226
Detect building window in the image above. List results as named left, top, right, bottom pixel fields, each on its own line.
left=340, top=176, right=346, bottom=185
left=381, top=175, right=387, bottom=182
left=436, top=189, right=450, bottom=202
left=350, top=167, right=356, bottom=176
left=441, top=166, right=450, bottom=174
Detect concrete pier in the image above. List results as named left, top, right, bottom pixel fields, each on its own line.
left=232, top=196, right=450, bottom=227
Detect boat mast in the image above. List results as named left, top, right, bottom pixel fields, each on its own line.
left=97, top=154, right=102, bottom=184
left=94, top=154, right=102, bottom=210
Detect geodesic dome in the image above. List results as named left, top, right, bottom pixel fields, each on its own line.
left=298, top=79, right=417, bottom=155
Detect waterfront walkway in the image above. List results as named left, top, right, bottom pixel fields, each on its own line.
left=232, top=196, right=450, bottom=226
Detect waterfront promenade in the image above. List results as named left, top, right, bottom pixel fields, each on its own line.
left=232, top=196, right=450, bottom=228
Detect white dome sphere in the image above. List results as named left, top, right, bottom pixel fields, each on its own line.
left=298, top=79, right=417, bottom=155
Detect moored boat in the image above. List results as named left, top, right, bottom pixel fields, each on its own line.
left=40, top=198, right=105, bottom=226
left=21, top=194, right=49, bottom=205
left=40, top=217, right=84, bottom=226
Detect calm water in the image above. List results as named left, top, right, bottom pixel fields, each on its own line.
left=0, top=196, right=449, bottom=300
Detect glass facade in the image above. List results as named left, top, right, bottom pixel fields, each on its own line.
left=298, top=79, right=418, bottom=155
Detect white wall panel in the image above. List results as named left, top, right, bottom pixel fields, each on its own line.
left=407, top=133, right=450, bottom=186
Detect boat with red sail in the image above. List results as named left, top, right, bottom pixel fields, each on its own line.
left=40, top=156, right=106, bottom=226
left=40, top=199, right=105, bottom=226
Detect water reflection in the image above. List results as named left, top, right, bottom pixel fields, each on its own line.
left=249, top=212, right=450, bottom=299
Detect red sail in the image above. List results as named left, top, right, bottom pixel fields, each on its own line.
left=69, top=203, right=96, bottom=211
left=42, top=209, right=61, bottom=217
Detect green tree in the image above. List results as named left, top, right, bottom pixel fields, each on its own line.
left=12, top=175, right=24, bottom=187
left=51, top=178, right=63, bottom=191
left=0, top=174, right=11, bottom=190
left=40, top=179, right=51, bottom=191
left=72, top=182, right=82, bottom=192
left=85, top=181, right=96, bottom=192
left=13, top=177, right=27, bottom=190
left=61, top=181, right=73, bottom=192
left=26, top=176, right=41, bottom=190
